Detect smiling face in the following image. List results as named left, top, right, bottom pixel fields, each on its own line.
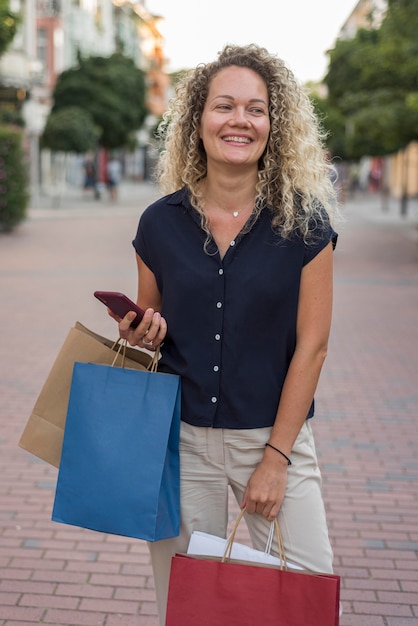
left=199, top=65, right=270, bottom=172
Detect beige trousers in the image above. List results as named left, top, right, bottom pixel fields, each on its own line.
left=148, top=420, right=334, bottom=626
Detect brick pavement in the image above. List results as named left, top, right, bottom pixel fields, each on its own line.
left=0, top=183, right=417, bottom=625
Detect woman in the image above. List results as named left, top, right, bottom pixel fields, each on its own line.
left=113, top=44, right=339, bottom=624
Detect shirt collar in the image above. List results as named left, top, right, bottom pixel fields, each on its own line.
left=167, top=186, right=190, bottom=208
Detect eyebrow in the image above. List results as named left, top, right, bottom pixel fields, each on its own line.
left=213, top=95, right=268, bottom=106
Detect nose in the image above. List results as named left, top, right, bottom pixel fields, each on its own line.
left=229, top=106, right=250, bottom=126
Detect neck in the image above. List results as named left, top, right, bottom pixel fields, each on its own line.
left=202, top=175, right=257, bottom=217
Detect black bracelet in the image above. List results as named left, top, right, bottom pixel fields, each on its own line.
left=265, top=442, right=292, bottom=465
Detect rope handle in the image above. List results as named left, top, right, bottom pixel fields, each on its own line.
left=111, top=338, right=127, bottom=368
left=148, top=346, right=160, bottom=372
left=111, top=337, right=160, bottom=371
left=222, top=508, right=287, bottom=570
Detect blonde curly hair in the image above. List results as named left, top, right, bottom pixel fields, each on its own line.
left=156, top=43, right=338, bottom=240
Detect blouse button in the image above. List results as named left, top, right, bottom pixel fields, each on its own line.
left=219, top=268, right=224, bottom=275
left=216, top=302, right=222, bottom=308
left=230, top=240, right=236, bottom=247
left=213, top=365, right=219, bottom=372
left=215, top=334, right=221, bottom=341
left=211, top=396, right=217, bottom=403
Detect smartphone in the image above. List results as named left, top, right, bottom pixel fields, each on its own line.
left=94, top=291, right=145, bottom=328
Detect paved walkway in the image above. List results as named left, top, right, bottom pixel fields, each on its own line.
left=0, top=183, right=417, bottom=625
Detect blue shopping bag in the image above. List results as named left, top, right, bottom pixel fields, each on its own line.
left=52, top=360, right=181, bottom=541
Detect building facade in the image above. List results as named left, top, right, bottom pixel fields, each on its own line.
left=0, top=0, right=168, bottom=195
left=339, top=0, right=387, bottom=40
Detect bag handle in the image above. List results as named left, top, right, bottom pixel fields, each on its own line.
left=222, top=508, right=287, bottom=569
left=111, top=337, right=160, bottom=372
left=111, top=338, right=127, bottom=367
left=148, top=346, right=160, bottom=372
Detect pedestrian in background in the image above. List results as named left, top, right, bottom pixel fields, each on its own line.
left=106, top=155, right=122, bottom=201
left=83, top=156, right=100, bottom=199
left=111, top=43, right=339, bottom=625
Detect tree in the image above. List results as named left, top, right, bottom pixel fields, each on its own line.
left=326, top=3, right=418, bottom=152
left=0, top=0, right=20, bottom=57
left=41, top=106, right=100, bottom=153
left=324, top=0, right=418, bottom=211
left=310, top=94, right=348, bottom=160
left=50, top=53, right=147, bottom=149
left=0, top=2, right=28, bottom=232
left=0, top=127, right=29, bottom=232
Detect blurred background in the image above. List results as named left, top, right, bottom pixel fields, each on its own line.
left=0, top=0, right=417, bottom=230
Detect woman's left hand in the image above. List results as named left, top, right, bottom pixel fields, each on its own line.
left=241, top=454, right=289, bottom=522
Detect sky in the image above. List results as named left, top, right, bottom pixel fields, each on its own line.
left=146, top=0, right=358, bottom=83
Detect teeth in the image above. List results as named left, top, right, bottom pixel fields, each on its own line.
left=224, top=136, right=250, bottom=143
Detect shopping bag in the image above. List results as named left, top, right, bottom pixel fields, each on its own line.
left=19, top=322, right=152, bottom=467
left=52, top=359, right=181, bottom=541
left=167, top=511, right=340, bottom=625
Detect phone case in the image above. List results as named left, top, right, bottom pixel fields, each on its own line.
left=94, top=291, right=145, bottom=328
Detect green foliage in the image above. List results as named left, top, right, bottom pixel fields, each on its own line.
left=378, top=0, right=418, bottom=95
left=326, top=29, right=381, bottom=108
left=0, top=108, right=24, bottom=127
left=0, top=126, right=29, bottom=232
left=311, top=95, right=348, bottom=160
left=0, top=0, right=20, bottom=57
left=41, top=106, right=100, bottom=153
left=50, top=53, right=148, bottom=149
left=324, top=0, right=418, bottom=159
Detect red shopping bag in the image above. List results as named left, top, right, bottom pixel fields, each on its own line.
left=166, top=554, right=340, bottom=625
left=166, top=511, right=340, bottom=626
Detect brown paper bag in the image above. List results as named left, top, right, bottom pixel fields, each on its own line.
left=19, top=322, right=152, bottom=468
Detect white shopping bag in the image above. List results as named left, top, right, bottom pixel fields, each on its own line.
left=187, top=518, right=303, bottom=570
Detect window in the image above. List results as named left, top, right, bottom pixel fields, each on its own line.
left=36, top=27, right=48, bottom=76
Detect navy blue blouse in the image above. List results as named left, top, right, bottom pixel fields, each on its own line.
left=133, top=187, right=337, bottom=429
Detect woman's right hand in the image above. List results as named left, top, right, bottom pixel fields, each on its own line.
left=108, top=307, right=167, bottom=351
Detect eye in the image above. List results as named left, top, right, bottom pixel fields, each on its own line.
left=249, top=106, right=267, bottom=115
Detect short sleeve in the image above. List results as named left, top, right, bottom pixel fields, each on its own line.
left=132, top=205, right=157, bottom=272
left=303, top=210, right=338, bottom=266
left=133, top=219, right=147, bottom=262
